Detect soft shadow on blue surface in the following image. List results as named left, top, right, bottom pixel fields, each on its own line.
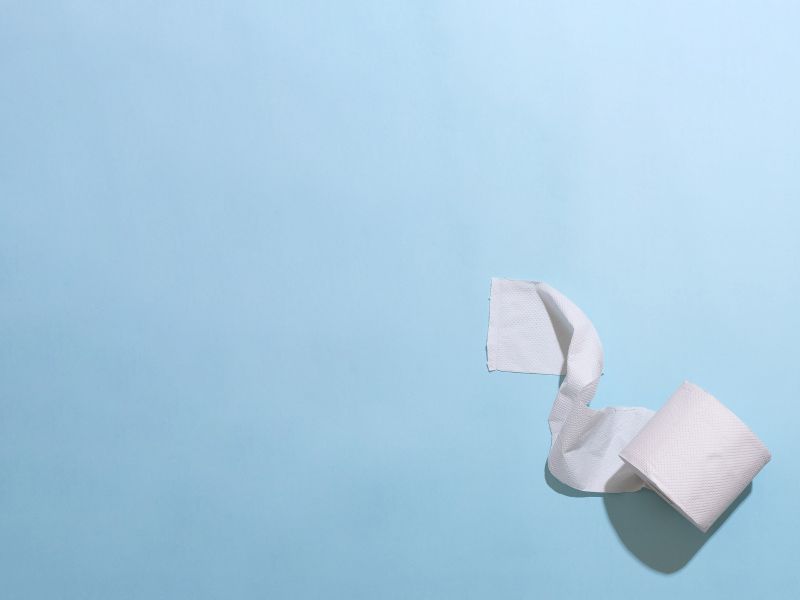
left=544, top=463, right=752, bottom=573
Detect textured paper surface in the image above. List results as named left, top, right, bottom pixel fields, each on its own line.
left=620, top=381, right=771, bottom=532
left=487, top=278, right=771, bottom=530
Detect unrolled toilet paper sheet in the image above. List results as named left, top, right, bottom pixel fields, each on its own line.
left=487, top=278, right=771, bottom=532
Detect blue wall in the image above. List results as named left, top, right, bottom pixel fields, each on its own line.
left=2, top=2, right=798, bottom=598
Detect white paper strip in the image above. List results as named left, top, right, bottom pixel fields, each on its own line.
left=487, top=278, right=771, bottom=531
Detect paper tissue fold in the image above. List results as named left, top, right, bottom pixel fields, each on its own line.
left=486, top=277, right=771, bottom=532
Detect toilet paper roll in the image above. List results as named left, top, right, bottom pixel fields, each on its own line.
left=619, top=381, right=771, bottom=532
left=486, top=278, right=771, bottom=531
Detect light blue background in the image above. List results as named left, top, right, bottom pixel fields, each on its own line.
left=2, top=1, right=799, bottom=598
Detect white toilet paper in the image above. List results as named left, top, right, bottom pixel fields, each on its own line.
left=487, top=278, right=771, bottom=531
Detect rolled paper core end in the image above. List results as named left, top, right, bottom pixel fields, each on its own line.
left=619, top=381, right=771, bottom=533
